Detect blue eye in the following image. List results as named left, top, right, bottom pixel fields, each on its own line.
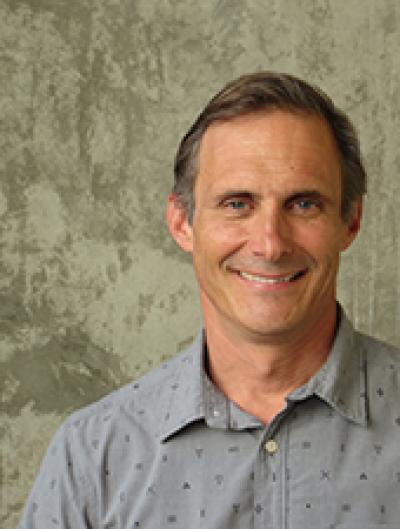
left=297, top=199, right=316, bottom=209
left=290, top=197, right=322, bottom=215
left=227, top=200, right=247, bottom=209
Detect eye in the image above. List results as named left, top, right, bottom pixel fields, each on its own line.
left=225, top=199, right=248, bottom=210
left=216, top=193, right=255, bottom=218
left=222, top=197, right=256, bottom=218
left=288, top=196, right=323, bottom=215
left=297, top=199, right=318, bottom=210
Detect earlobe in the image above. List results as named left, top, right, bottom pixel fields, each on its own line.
left=166, top=193, right=194, bottom=253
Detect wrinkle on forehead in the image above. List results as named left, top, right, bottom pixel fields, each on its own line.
left=196, top=111, right=342, bottom=201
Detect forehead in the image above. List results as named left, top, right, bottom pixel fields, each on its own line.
left=196, top=110, right=341, bottom=195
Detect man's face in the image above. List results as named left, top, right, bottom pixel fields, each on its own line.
left=168, top=111, right=361, bottom=342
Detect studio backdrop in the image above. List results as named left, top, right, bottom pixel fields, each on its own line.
left=1, top=1, right=399, bottom=527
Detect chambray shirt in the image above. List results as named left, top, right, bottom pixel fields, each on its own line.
left=19, top=311, right=400, bottom=529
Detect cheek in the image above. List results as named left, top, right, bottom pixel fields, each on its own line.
left=194, top=220, right=247, bottom=257
left=295, top=221, right=345, bottom=260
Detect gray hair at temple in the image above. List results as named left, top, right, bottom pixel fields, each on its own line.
left=173, top=71, right=367, bottom=223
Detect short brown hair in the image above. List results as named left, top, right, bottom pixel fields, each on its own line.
left=173, top=71, right=366, bottom=222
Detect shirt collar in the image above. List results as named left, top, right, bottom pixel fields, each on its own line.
left=158, top=307, right=367, bottom=441
left=288, top=308, right=367, bottom=427
left=158, top=331, right=262, bottom=442
left=157, top=331, right=205, bottom=441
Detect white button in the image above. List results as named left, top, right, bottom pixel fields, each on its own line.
left=213, top=409, right=220, bottom=417
left=264, top=439, right=278, bottom=454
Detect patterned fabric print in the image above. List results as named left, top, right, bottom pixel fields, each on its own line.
left=18, top=309, right=400, bottom=528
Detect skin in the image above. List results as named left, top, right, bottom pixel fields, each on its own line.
left=167, top=110, right=362, bottom=423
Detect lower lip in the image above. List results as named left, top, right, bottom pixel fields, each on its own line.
left=234, top=271, right=307, bottom=291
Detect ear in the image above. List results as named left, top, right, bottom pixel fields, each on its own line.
left=166, top=193, right=193, bottom=253
left=341, top=199, right=362, bottom=251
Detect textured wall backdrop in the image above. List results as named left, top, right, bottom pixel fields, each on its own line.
left=1, top=0, right=399, bottom=526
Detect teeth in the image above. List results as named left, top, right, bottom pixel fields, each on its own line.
left=239, top=270, right=300, bottom=284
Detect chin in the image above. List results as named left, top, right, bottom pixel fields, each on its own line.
left=239, top=318, right=299, bottom=340
left=239, top=302, right=315, bottom=337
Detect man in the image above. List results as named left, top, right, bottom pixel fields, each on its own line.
left=19, top=72, right=400, bottom=528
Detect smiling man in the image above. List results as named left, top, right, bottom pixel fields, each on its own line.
left=20, top=73, right=400, bottom=529
left=168, top=107, right=362, bottom=426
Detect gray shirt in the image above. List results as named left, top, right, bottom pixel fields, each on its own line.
left=19, top=310, right=400, bottom=528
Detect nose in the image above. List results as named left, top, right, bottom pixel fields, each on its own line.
left=248, top=204, right=293, bottom=262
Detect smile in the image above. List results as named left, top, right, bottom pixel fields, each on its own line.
left=238, top=270, right=306, bottom=284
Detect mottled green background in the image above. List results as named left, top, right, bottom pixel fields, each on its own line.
left=1, top=0, right=399, bottom=526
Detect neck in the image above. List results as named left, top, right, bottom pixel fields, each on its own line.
left=203, top=303, right=338, bottom=424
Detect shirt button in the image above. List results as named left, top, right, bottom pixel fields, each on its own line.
left=264, top=439, right=278, bottom=454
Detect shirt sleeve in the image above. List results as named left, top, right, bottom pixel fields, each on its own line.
left=17, top=421, right=95, bottom=529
